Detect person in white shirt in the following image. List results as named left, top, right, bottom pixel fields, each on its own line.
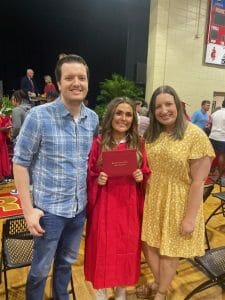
left=209, top=99, right=225, bottom=178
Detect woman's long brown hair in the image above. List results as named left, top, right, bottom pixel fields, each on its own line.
left=100, top=97, right=143, bottom=166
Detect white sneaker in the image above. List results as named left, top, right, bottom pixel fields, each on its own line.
left=96, top=288, right=107, bottom=300
left=114, top=287, right=126, bottom=300
left=4, top=179, right=13, bottom=183
left=10, top=189, right=18, bottom=195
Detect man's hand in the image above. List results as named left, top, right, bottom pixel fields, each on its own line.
left=25, top=208, right=45, bottom=236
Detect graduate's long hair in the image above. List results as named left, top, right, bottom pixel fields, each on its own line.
left=100, top=97, right=143, bottom=166
left=145, top=85, right=187, bottom=143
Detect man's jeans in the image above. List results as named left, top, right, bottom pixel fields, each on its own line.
left=26, top=209, right=85, bottom=300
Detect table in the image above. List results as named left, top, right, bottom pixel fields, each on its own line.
left=30, top=96, right=47, bottom=105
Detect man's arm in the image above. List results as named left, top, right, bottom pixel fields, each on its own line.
left=13, top=108, right=45, bottom=236
left=13, top=164, right=45, bottom=236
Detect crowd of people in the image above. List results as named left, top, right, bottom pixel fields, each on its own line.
left=0, top=83, right=59, bottom=191
left=0, top=54, right=64, bottom=186
left=0, top=53, right=223, bottom=300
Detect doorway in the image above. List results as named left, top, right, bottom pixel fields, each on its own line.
left=212, top=91, right=225, bottom=112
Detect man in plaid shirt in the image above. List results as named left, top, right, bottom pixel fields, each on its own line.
left=13, top=54, right=99, bottom=300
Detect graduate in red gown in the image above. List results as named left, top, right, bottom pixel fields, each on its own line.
left=0, top=114, right=12, bottom=182
left=84, top=97, right=150, bottom=300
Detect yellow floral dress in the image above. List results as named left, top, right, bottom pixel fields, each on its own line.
left=142, top=123, right=215, bottom=257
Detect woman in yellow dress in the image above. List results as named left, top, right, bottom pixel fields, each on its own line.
left=138, top=86, right=215, bottom=299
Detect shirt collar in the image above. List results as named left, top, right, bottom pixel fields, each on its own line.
left=54, top=97, right=88, bottom=119
left=80, top=103, right=88, bottom=119
left=201, top=109, right=207, bottom=114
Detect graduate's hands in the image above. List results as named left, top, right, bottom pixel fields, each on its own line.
left=133, top=169, right=143, bottom=182
left=98, top=169, right=143, bottom=184
left=97, top=172, right=108, bottom=185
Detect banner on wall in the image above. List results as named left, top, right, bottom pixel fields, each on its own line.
left=205, top=0, right=225, bottom=65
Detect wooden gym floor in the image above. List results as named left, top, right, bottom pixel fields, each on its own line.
left=0, top=182, right=224, bottom=300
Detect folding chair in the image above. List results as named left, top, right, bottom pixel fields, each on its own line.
left=0, top=215, right=76, bottom=300
left=0, top=216, right=33, bottom=300
left=185, top=246, right=225, bottom=299
left=203, top=184, right=214, bottom=250
left=210, top=175, right=225, bottom=192
left=203, top=184, right=214, bottom=202
left=205, top=192, right=225, bottom=227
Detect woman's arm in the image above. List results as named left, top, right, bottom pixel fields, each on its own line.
left=180, top=156, right=212, bottom=236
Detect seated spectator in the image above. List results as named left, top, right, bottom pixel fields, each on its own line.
left=10, top=90, right=31, bottom=194
left=11, top=90, right=31, bottom=143
left=46, top=90, right=59, bottom=103
left=43, top=75, right=56, bottom=96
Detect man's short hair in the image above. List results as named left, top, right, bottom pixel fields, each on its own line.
left=26, top=68, right=34, bottom=75
left=201, top=100, right=210, bottom=106
left=55, top=54, right=89, bottom=83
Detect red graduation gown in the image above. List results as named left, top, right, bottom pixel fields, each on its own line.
left=0, top=115, right=11, bottom=179
left=84, top=136, right=150, bottom=289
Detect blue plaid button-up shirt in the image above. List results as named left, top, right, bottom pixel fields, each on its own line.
left=13, top=98, right=99, bottom=218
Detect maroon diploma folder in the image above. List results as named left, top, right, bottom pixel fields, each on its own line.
left=102, top=149, right=137, bottom=177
